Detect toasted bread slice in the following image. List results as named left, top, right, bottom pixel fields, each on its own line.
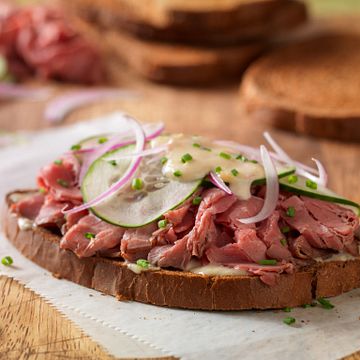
left=62, top=0, right=307, bottom=45
left=241, top=32, right=360, bottom=142
left=3, top=190, right=360, bottom=310
left=104, top=30, right=265, bottom=85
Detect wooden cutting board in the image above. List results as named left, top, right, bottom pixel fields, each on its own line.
left=0, top=53, right=360, bottom=360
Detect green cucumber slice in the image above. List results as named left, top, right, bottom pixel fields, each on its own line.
left=252, top=165, right=296, bottom=186
left=78, top=133, right=113, bottom=149
left=82, top=145, right=201, bottom=227
left=280, top=175, right=360, bottom=215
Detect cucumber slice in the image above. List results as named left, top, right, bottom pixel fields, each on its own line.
left=82, top=145, right=201, bottom=227
left=280, top=175, right=360, bottom=215
left=78, top=133, right=113, bottom=149
left=252, top=165, right=296, bottom=186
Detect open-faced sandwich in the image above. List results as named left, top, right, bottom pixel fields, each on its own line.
left=3, top=114, right=360, bottom=310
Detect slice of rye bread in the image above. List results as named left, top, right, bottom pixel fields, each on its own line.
left=62, top=0, right=308, bottom=45
left=3, top=190, right=360, bottom=310
left=240, top=32, right=360, bottom=142
left=101, top=30, right=266, bottom=85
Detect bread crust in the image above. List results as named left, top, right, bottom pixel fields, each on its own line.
left=3, top=191, right=360, bottom=310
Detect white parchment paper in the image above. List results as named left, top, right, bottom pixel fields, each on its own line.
left=1, top=114, right=360, bottom=360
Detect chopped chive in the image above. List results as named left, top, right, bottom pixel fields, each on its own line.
left=258, top=259, right=277, bottom=266
left=283, top=317, right=296, bottom=325
left=158, top=219, right=168, bottom=228
left=202, top=147, right=212, bottom=152
left=317, top=298, right=334, bottom=309
left=70, top=144, right=81, bottom=151
left=161, top=157, right=168, bottom=165
left=281, top=226, right=291, bottom=234
left=286, top=206, right=296, bottom=217
left=215, top=166, right=222, bottom=173
left=1, top=256, right=13, bottom=266
left=131, top=178, right=144, bottom=191
left=98, top=137, right=108, bottom=144
left=173, top=170, right=182, bottom=177
left=287, top=175, right=298, bottom=184
left=249, top=160, right=258, bottom=164
left=56, top=179, right=69, bottom=188
left=39, top=187, right=47, bottom=194
left=280, top=238, right=288, bottom=247
left=181, top=153, right=193, bottom=163
left=54, top=159, right=63, bottom=165
left=231, top=169, right=239, bottom=177
left=136, top=259, right=150, bottom=269
left=108, top=160, right=117, bottom=166
left=283, top=307, right=292, bottom=313
left=219, top=152, right=231, bottom=160
left=192, top=143, right=201, bottom=148
left=85, top=232, right=96, bottom=239
left=306, top=179, right=318, bottom=190
left=236, top=154, right=247, bottom=161
left=192, top=196, right=202, bottom=205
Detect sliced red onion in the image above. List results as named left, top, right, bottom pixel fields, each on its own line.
left=0, top=83, right=52, bottom=100
left=105, top=145, right=167, bottom=161
left=312, top=158, right=328, bottom=187
left=64, top=117, right=146, bottom=214
left=209, top=171, right=233, bottom=195
left=239, top=146, right=279, bottom=224
left=45, top=89, right=138, bottom=124
left=263, top=132, right=320, bottom=182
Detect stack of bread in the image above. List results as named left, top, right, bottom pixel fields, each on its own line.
left=63, top=0, right=307, bottom=85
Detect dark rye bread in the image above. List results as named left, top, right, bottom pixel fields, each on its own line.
left=3, top=190, right=360, bottom=310
left=62, top=0, right=307, bottom=45
left=240, top=32, right=360, bottom=142
left=103, top=30, right=265, bottom=85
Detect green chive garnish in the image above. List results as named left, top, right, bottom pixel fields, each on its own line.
left=287, top=175, right=298, bottom=184
left=258, top=259, right=277, bottom=266
left=1, top=256, right=13, bottom=266
left=70, top=144, right=81, bottom=151
left=158, top=219, right=168, bottom=228
left=286, top=206, right=296, bottom=217
left=219, top=152, right=231, bottom=160
left=236, top=154, right=247, bottom=162
left=192, top=196, right=202, bottom=205
left=161, top=157, right=168, bottom=165
left=283, top=307, right=292, bottom=313
left=98, top=137, right=108, bottom=144
left=250, top=160, right=258, bottom=164
left=231, top=169, right=239, bottom=177
left=181, top=153, right=193, bottom=163
left=54, top=159, right=63, bottom=165
left=215, top=166, right=222, bottom=173
left=85, top=232, right=96, bottom=239
left=306, top=179, right=318, bottom=190
left=283, top=317, right=296, bottom=325
left=317, top=298, right=334, bottom=309
left=136, top=259, right=150, bottom=268
left=202, top=147, right=212, bottom=152
left=131, top=178, right=143, bottom=191
left=56, top=179, right=69, bottom=188
left=192, top=143, right=201, bottom=148
left=281, top=226, right=290, bottom=234
left=280, top=238, right=287, bottom=247
left=108, top=160, right=117, bottom=166
left=39, top=187, right=47, bottom=194
left=173, top=170, right=182, bottom=177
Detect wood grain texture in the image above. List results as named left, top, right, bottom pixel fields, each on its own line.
left=0, top=57, right=359, bottom=359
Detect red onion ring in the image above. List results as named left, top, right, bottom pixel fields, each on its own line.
left=312, top=158, right=328, bottom=187
left=0, top=83, right=52, bottom=100
left=209, top=171, right=233, bottom=195
left=64, top=117, right=146, bottom=214
left=239, top=145, right=279, bottom=224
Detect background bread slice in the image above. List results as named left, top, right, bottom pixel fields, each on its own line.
left=240, top=32, right=360, bottom=142
left=62, top=0, right=308, bottom=45
left=3, top=190, right=360, bottom=310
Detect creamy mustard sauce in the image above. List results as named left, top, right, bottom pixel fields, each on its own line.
left=315, top=252, right=357, bottom=263
left=17, top=218, right=34, bottom=231
left=190, top=264, right=248, bottom=276
left=153, top=134, right=264, bottom=200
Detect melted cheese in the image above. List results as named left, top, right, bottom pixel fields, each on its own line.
left=153, top=134, right=264, bottom=200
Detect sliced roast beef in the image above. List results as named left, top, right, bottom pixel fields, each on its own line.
left=60, top=215, right=125, bottom=257
left=289, top=235, right=329, bottom=259
left=121, top=223, right=157, bottom=262
left=62, top=209, right=88, bottom=233
left=11, top=193, right=44, bottom=220
left=35, top=196, right=69, bottom=228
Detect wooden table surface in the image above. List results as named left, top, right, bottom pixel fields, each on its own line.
left=1, top=52, right=360, bottom=359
